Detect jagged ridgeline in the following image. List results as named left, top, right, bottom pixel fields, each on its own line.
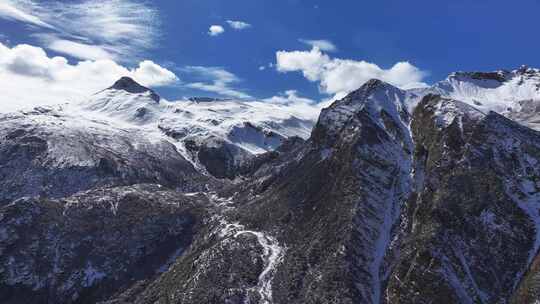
left=1, top=67, right=540, bottom=303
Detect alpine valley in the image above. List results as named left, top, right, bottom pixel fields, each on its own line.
left=2, top=66, right=540, bottom=304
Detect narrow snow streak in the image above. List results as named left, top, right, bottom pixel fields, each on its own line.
left=442, top=257, right=474, bottom=304
left=505, top=179, right=540, bottom=289
left=207, top=193, right=285, bottom=304
left=234, top=230, right=284, bottom=304
left=452, top=245, right=488, bottom=303
left=370, top=183, right=395, bottom=303
left=368, top=167, right=410, bottom=304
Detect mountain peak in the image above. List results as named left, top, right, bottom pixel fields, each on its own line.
left=314, top=79, right=409, bottom=147
left=346, top=79, right=394, bottom=98
left=449, top=70, right=509, bottom=83
left=188, top=97, right=231, bottom=103
left=337, top=79, right=405, bottom=106
left=515, top=65, right=540, bottom=76
left=446, top=66, right=540, bottom=84
left=109, top=77, right=160, bottom=102
left=110, top=77, right=147, bottom=92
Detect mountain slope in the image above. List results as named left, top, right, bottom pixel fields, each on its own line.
left=126, top=79, right=540, bottom=304
left=0, top=184, right=210, bottom=304
left=387, top=95, right=540, bottom=303
left=0, top=106, right=207, bottom=203
left=427, top=66, right=540, bottom=130
left=2, top=69, right=540, bottom=303
left=116, top=79, right=416, bottom=303
left=79, top=77, right=319, bottom=179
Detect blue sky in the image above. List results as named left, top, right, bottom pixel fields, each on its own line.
left=1, top=0, right=540, bottom=106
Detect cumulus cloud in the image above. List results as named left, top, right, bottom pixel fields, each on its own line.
left=208, top=25, right=225, bottom=36
left=299, top=39, right=337, bottom=52
left=133, top=60, right=178, bottom=86
left=0, top=0, right=159, bottom=61
left=276, top=47, right=330, bottom=81
left=226, top=20, right=251, bottom=30
left=184, top=66, right=251, bottom=99
left=276, top=47, right=428, bottom=97
left=0, top=42, right=178, bottom=112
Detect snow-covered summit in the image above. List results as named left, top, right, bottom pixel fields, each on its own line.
left=156, top=98, right=318, bottom=178
left=431, top=66, right=540, bottom=112
left=425, top=66, right=540, bottom=130
left=318, top=80, right=414, bottom=137
left=159, top=99, right=316, bottom=152
left=320, top=80, right=406, bottom=121
left=81, top=77, right=165, bottom=125
left=109, top=77, right=161, bottom=102
left=419, top=94, right=486, bottom=130
left=73, top=77, right=321, bottom=178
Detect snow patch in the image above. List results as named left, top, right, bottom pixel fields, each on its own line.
left=82, top=262, right=106, bottom=287
left=207, top=193, right=285, bottom=304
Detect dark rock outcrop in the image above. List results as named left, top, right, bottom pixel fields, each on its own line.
left=109, top=77, right=160, bottom=102
left=0, top=184, right=209, bottom=304
left=386, top=95, right=540, bottom=303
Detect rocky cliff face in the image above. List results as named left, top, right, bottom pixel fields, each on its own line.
left=387, top=95, right=540, bottom=303
left=2, top=71, right=540, bottom=303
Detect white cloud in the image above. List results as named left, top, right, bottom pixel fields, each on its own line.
left=276, top=47, right=330, bottom=81
left=0, top=42, right=178, bottom=112
left=46, top=39, right=115, bottom=61
left=263, top=90, right=326, bottom=121
left=0, top=0, right=159, bottom=61
left=226, top=20, right=251, bottom=30
left=184, top=66, right=251, bottom=99
left=208, top=25, right=225, bottom=36
left=299, top=39, right=337, bottom=52
left=264, top=90, right=315, bottom=105
left=0, top=0, right=53, bottom=28
left=133, top=60, right=178, bottom=86
left=276, top=47, right=427, bottom=96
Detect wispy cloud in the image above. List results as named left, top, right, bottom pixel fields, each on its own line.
left=41, top=37, right=116, bottom=61
left=226, top=20, right=251, bottom=30
left=184, top=66, right=251, bottom=99
left=299, top=39, right=338, bottom=52
left=0, top=0, right=53, bottom=28
left=0, top=0, right=160, bottom=61
left=208, top=25, right=225, bottom=36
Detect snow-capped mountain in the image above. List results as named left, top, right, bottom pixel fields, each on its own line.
left=2, top=68, right=540, bottom=303
left=427, top=66, right=540, bottom=130
left=0, top=105, right=208, bottom=203
left=80, top=77, right=319, bottom=178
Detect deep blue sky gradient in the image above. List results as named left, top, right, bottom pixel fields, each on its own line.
left=3, top=0, right=540, bottom=101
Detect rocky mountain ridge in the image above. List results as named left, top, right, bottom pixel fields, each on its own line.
left=2, top=67, right=540, bottom=303
left=81, top=80, right=318, bottom=179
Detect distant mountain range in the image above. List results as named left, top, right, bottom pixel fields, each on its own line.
left=1, top=66, right=540, bottom=303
